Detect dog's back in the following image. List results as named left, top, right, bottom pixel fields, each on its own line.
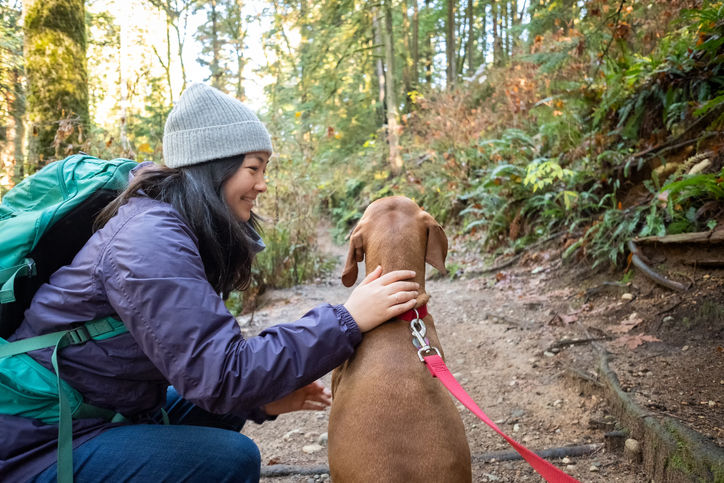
left=328, top=196, right=472, bottom=482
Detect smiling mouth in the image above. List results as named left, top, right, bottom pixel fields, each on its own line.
left=242, top=198, right=256, bottom=204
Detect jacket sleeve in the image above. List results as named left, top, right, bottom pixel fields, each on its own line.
left=98, top=205, right=362, bottom=415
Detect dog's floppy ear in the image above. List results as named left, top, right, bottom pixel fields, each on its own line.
left=341, top=224, right=365, bottom=287
left=424, top=215, right=448, bottom=275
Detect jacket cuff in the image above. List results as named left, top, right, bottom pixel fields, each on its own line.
left=332, top=304, right=362, bottom=346
left=248, top=406, right=277, bottom=424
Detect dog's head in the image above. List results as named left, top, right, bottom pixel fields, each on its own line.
left=341, top=196, right=448, bottom=287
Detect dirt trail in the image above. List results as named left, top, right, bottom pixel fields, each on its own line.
left=240, top=239, right=647, bottom=483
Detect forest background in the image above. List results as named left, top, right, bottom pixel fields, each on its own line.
left=1, top=0, right=722, bottom=312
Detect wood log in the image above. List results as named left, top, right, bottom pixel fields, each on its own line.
left=636, top=231, right=724, bottom=245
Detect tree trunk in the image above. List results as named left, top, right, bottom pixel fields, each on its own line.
left=446, top=0, right=456, bottom=89
left=148, top=0, right=192, bottom=95
left=119, top=7, right=132, bottom=157
left=411, top=0, right=419, bottom=88
left=456, top=2, right=465, bottom=76
left=164, top=13, right=173, bottom=101
left=505, top=0, right=511, bottom=59
left=236, top=2, right=246, bottom=101
left=384, top=0, right=403, bottom=175
left=466, top=0, right=475, bottom=75
left=424, top=0, right=433, bottom=84
left=512, top=0, right=524, bottom=54
left=23, top=0, right=89, bottom=172
left=228, top=0, right=247, bottom=101
left=1, top=67, right=25, bottom=187
left=492, top=0, right=501, bottom=66
left=401, top=0, right=412, bottom=109
left=372, top=10, right=386, bottom=126
left=299, top=0, right=311, bottom=158
left=174, top=5, right=190, bottom=93
left=12, top=68, right=25, bottom=180
left=209, top=0, right=223, bottom=90
left=150, top=9, right=174, bottom=103
left=480, top=1, right=487, bottom=63
left=501, top=0, right=507, bottom=62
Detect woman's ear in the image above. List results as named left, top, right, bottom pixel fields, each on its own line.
left=341, top=226, right=365, bottom=287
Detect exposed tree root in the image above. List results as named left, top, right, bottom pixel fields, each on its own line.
left=627, top=241, right=687, bottom=292
left=636, top=230, right=724, bottom=244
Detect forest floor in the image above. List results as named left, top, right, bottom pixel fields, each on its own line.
left=240, top=228, right=722, bottom=483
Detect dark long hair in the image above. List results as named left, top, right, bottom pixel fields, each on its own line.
left=96, top=155, right=262, bottom=299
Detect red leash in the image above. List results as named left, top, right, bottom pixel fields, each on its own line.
left=407, top=308, right=581, bottom=483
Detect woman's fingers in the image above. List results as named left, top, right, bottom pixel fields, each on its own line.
left=305, top=381, right=332, bottom=404
left=391, top=290, right=418, bottom=305
left=386, top=281, right=420, bottom=294
left=305, top=390, right=332, bottom=405
left=344, top=269, right=418, bottom=333
left=300, top=382, right=332, bottom=411
left=302, top=400, right=328, bottom=411
left=359, top=265, right=383, bottom=286
left=377, top=269, right=416, bottom=285
left=389, top=297, right=418, bottom=316
left=306, top=393, right=332, bottom=407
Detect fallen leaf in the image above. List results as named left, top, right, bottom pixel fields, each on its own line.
left=560, top=314, right=578, bottom=324
left=588, top=303, right=619, bottom=316
left=546, top=288, right=574, bottom=298
left=612, top=334, right=662, bottom=350
left=548, top=313, right=578, bottom=326
left=622, top=317, right=643, bottom=327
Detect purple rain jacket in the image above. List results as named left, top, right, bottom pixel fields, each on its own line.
left=0, top=192, right=361, bottom=482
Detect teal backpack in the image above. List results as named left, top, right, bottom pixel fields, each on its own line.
left=0, top=154, right=138, bottom=483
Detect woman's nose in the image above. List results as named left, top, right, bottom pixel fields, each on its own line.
left=256, top=177, right=267, bottom=193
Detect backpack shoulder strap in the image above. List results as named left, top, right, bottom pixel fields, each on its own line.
left=0, top=316, right=128, bottom=358
left=0, top=258, right=36, bottom=304
left=0, top=316, right=129, bottom=483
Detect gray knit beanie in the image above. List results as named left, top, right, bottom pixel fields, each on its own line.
left=163, top=83, right=273, bottom=168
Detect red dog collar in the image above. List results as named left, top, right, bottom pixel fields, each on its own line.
left=398, top=304, right=428, bottom=321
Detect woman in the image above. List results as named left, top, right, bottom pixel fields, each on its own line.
left=1, top=83, right=418, bottom=482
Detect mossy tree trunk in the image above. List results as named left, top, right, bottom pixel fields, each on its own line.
left=0, top=66, right=25, bottom=188
left=22, top=0, right=89, bottom=172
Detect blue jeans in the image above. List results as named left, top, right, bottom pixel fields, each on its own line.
left=30, top=388, right=261, bottom=483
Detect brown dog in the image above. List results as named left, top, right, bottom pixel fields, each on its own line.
left=328, top=196, right=472, bottom=483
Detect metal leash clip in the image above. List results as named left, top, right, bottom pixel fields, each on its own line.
left=409, top=309, right=441, bottom=362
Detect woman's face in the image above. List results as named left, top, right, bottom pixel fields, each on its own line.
left=223, top=151, right=269, bottom=221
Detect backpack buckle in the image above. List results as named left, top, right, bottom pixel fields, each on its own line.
left=66, top=326, right=92, bottom=345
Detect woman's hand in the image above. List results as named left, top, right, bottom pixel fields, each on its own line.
left=343, top=266, right=418, bottom=333
left=263, top=380, right=332, bottom=416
